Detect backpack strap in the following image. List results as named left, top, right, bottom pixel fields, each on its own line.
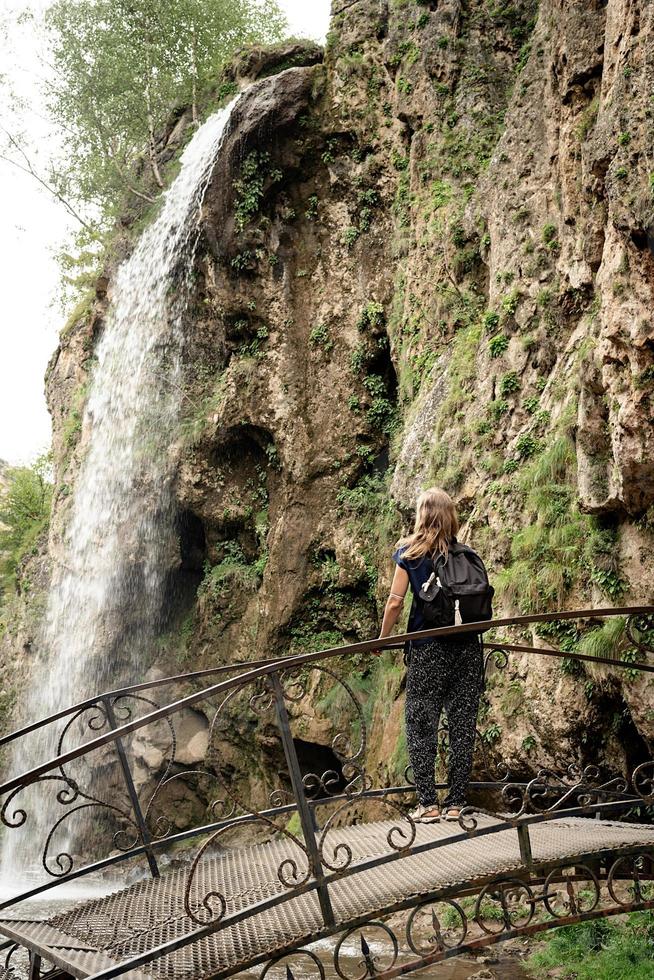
left=430, top=551, right=447, bottom=574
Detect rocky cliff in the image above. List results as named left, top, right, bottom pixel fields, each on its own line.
left=4, top=0, right=654, bottom=822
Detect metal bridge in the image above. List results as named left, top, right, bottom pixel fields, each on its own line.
left=1, top=607, right=654, bottom=980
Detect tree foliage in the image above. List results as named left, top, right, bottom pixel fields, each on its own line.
left=0, top=456, right=53, bottom=597
left=43, top=0, right=287, bottom=221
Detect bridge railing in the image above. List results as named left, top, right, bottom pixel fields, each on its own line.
left=1, top=605, right=653, bottom=928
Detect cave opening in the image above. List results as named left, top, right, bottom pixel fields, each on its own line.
left=631, top=227, right=654, bottom=256
left=590, top=692, right=652, bottom=779
left=285, top=738, right=345, bottom=800
left=160, top=508, right=207, bottom=631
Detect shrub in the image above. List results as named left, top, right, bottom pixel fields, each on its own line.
left=483, top=311, right=500, bottom=332
left=488, top=398, right=509, bottom=420
left=542, top=222, right=558, bottom=244
left=501, top=288, right=521, bottom=319
left=363, top=375, right=397, bottom=433
left=489, top=334, right=509, bottom=358
left=499, top=371, right=520, bottom=396
left=515, top=433, right=539, bottom=459
left=342, top=226, right=360, bottom=248
left=0, top=456, right=53, bottom=596
left=309, top=324, right=333, bottom=353
left=305, top=195, right=319, bottom=221
left=234, top=151, right=282, bottom=231
left=357, top=301, right=385, bottom=332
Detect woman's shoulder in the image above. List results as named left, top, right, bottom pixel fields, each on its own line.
left=392, top=543, right=406, bottom=562
left=392, top=544, right=431, bottom=567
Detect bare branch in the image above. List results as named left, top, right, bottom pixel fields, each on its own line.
left=0, top=125, right=93, bottom=232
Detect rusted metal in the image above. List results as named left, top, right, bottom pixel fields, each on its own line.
left=0, top=607, right=652, bottom=978
left=103, top=697, right=159, bottom=879
left=3, top=607, right=653, bottom=798
left=271, top=672, right=335, bottom=928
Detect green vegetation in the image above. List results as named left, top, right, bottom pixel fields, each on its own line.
left=489, top=333, right=509, bottom=358
left=483, top=311, right=501, bottom=332
left=501, top=288, right=521, bottom=320
left=577, top=97, right=599, bottom=141
left=527, top=913, right=654, bottom=979
left=362, top=376, right=398, bottom=434
left=62, top=383, right=89, bottom=452
left=305, top=195, right=319, bottom=221
left=2, top=1, right=287, bottom=307
left=496, top=437, right=582, bottom=613
left=199, top=540, right=262, bottom=601
left=234, top=151, right=283, bottom=231
left=434, top=320, right=483, bottom=425
left=577, top=617, right=626, bottom=673
left=9, top=0, right=286, bottom=235
left=495, top=433, right=629, bottom=617
left=337, top=472, right=399, bottom=599
left=514, top=433, right=539, bottom=459
left=357, top=301, right=385, bottom=332
left=499, top=371, right=520, bottom=396
left=309, top=323, right=333, bottom=354
left=342, top=226, right=360, bottom=248
left=0, top=456, right=53, bottom=599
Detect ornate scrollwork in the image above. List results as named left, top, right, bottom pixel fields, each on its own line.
left=503, top=763, right=633, bottom=818
left=249, top=679, right=275, bottom=714
left=183, top=815, right=310, bottom=926
left=333, top=923, right=398, bottom=980
left=269, top=787, right=293, bottom=808
left=406, top=898, right=467, bottom=954
left=3, top=943, right=22, bottom=975
left=280, top=664, right=368, bottom=778
left=0, top=696, right=151, bottom=879
left=632, top=760, right=654, bottom=802
left=483, top=646, right=509, bottom=685
left=260, top=951, right=326, bottom=980
left=454, top=804, right=515, bottom=834
left=319, top=796, right=416, bottom=873
left=302, top=769, right=343, bottom=800
left=543, top=865, right=600, bottom=918
left=475, top=878, right=536, bottom=934
left=607, top=854, right=653, bottom=906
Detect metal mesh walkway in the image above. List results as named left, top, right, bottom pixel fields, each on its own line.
left=1, top=814, right=654, bottom=979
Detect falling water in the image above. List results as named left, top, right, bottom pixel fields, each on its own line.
left=1, top=95, right=241, bottom=886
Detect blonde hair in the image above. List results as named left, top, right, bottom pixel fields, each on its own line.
left=396, top=487, right=459, bottom=560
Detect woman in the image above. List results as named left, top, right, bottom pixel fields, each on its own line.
left=375, top=487, right=483, bottom=823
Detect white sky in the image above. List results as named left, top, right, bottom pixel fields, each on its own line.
left=0, top=0, right=330, bottom=466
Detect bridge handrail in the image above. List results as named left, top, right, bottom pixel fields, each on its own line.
left=0, top=655, right=286, bottom=750
left=2, top=605, right=652, bottom=797
left=1, top=604, right=653, bottom=930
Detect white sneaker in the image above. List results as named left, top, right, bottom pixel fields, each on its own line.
left=409, top=804, right=441, bottom=823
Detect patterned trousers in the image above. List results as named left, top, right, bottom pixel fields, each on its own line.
left=405, top=636, right=483, bottom=808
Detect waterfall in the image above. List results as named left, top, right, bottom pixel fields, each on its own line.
left=1, top=95, right=241, bottom=888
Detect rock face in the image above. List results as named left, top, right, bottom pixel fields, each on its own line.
left=3, top=3, right=654, bottom=823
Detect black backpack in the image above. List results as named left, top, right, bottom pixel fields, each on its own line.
left=417, top=542, right=494, bottom=630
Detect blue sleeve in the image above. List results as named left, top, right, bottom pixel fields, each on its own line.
left=392, top=547, right=407, bottom=570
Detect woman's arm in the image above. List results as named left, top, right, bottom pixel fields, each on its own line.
left=373, top=566, right=410, bottom=655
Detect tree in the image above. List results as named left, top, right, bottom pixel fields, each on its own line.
left=43, top=0, right=287, bottom=223
left=0, top=455, right=53, bottom=598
